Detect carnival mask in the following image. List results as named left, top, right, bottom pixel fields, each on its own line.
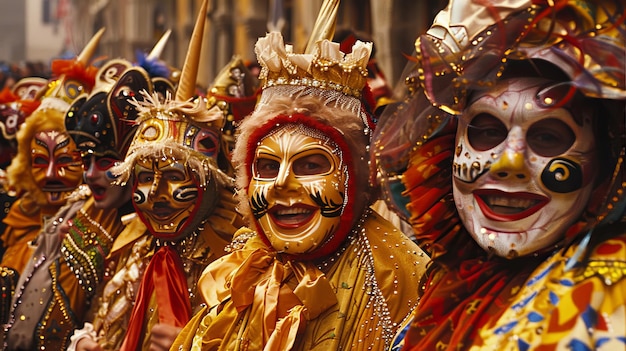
left=30, top=129, right=83, bottom=207
left=132, top=153, right=217, bottom=241
left=452, top=77, right=598, bottom=258
left=248, top=124, right=348, bottom=255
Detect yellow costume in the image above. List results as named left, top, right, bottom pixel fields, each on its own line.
left=471, top=232, right=626, bottom=350
left=174, top=1, right=426, bottom=349
left=175, top=210, right=422, bottom=350
left=0, top=197, right=43, bottom=274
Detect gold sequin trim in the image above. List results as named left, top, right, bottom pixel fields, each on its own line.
left=573, top=260, right=626, bottom=285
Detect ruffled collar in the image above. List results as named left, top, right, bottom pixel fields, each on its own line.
left=200, top=235, right=337, bottom=350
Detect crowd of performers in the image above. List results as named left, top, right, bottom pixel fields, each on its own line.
left=0, top=0, right=624, bottom=350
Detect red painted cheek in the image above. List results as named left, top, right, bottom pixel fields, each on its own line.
left=595, top=241, right=625, bottom=255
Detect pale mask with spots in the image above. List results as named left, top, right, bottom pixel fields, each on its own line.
left=452, top=78, right=598, bottom=258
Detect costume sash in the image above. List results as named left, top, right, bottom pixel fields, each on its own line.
left=119, top=246, right=191, bottom=351
left=228, top=248, right=336, bottom=350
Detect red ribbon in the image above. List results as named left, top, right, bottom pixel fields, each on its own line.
left=119, top=246, right=192, bottom=351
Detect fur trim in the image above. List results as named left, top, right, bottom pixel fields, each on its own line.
left=110, top=138, right=233, bottom=189
left=38, top=97, right=70, bottom=113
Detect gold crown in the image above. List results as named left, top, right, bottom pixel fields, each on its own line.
left=255, top=32, right=372, bottom=99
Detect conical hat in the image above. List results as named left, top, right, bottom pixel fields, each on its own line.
left=37, top=28, right=105, bottom=103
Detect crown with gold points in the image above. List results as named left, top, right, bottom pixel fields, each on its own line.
left=256, top=32, right=372, bottom=99
left=253, top=0, right=375, bottom=135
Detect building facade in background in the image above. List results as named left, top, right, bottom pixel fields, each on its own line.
left=0, top=0, right=446, bottom=90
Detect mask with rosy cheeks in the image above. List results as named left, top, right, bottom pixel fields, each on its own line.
left=452, top=78, right=598, bottom=258
left=132, top=155, right=211, bottom=241
left=248, top=125, right=347, bottom=255
left=30, top=129, right=83, bottom=206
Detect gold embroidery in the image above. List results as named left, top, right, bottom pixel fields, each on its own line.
left=574, top=260, right=626, bottom=285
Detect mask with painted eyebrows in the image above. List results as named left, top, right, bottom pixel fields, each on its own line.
left=30, top=129, right=83, bottom=207
left=452, top=77, right=598, bottom=258
left=132, top=153, right=207, bottom=241
left=248, top=123, right=348, bottom=255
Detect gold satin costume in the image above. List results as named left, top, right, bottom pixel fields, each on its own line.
left=173, top=209, right=424, bottom=351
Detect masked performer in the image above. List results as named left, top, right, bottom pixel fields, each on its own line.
left=68, top=3, right=244, bottom=350
left=2, top=55, right=156, bottom=350
left=171, top=1, right=425, bottom=350
left=0, top=29, right=104, bottom=279
left=373, top=1, right=626, bottom=350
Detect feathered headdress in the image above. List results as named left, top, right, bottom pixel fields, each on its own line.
left=112, top=0, right=231, bottom=188
left=373, top=0, right=626, bottom=259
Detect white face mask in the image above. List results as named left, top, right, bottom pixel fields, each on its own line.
left=452, top=78, right=598, bottom=258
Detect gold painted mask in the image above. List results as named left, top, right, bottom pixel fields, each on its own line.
left=30, top=129, right=83, bottom=207
left=133, top=154, right=203, bottom=241
left=248, top=124, right=347, bottom=254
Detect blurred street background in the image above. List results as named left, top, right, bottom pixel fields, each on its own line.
left=0, top=0, right=446, bottom=91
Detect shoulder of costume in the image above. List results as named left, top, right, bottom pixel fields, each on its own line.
left=224, top=227, right=259, bottom=253
left=108, top=213, right=149, bottom=256
left=589, top=234, right=626, bottom=262
left=3, top=197, right=40, bottom=226
left=568, top=230, right=626, bottom=286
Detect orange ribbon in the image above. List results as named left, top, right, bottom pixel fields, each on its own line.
left=222, top=248, right=337, bottom=350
